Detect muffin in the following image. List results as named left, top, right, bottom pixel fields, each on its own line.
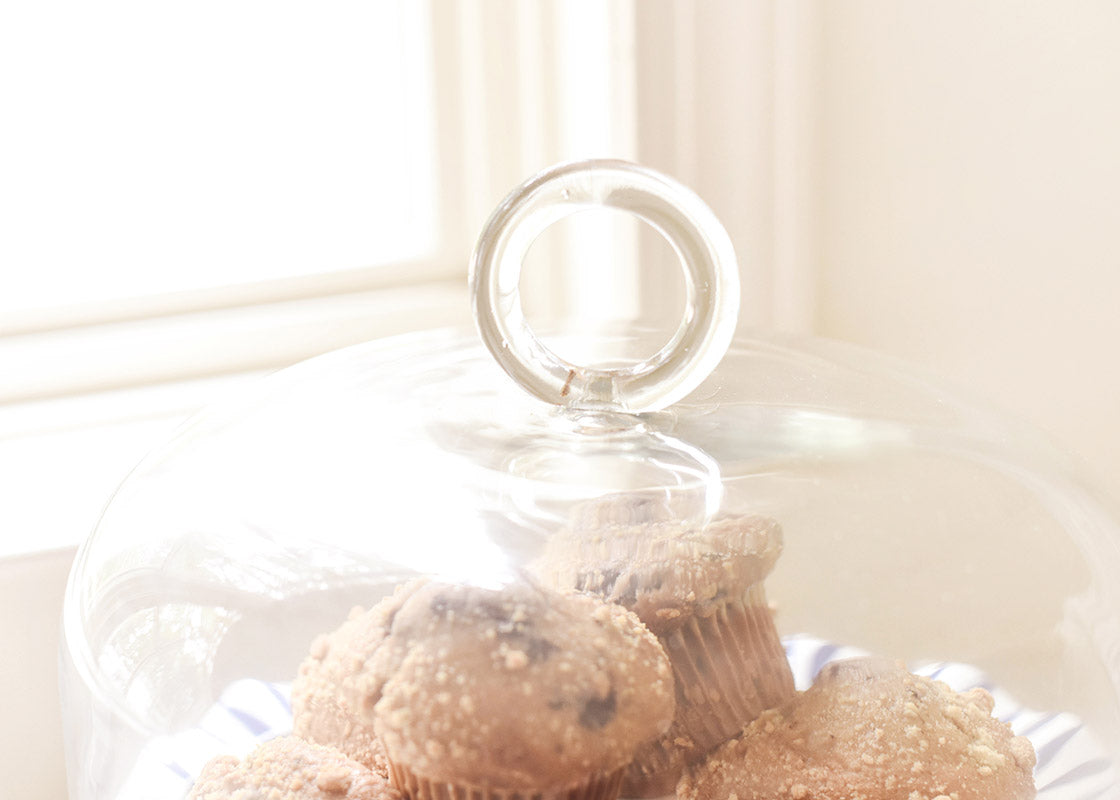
left=535, top=493, right=794, bottom=796
left=680, top=657, right=1037, bottom=800
left=292, top=581, right=428, bottom=774
left=372, top=579, right=676, bottom=800
left=187, top=736, right=399, bottom=800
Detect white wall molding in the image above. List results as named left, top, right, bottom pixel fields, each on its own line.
left=633, top=0, right=820, bottom=336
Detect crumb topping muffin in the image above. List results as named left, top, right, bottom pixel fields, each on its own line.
left=536, top=495, right=794, bottom=796
left=372, top=580, right=676, bottom=798
left=187, top=736, right=399, bottom=800
left=538, top=502, right=783, bottom=636
left=680, top=657, right=1037, bottom=800
left=291, top=581, right=428, bottom=774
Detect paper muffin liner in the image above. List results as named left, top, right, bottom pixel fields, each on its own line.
left=624, top=584, right=794, bottom=797
left=621, top=740, right=688, bottom=798
left=667, top=584, right=794, bottom=749
left=387, top=760, right=625, bottom=800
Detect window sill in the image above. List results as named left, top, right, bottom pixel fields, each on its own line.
left=0, top=373, right=258, bottom=559
left=0, top=280, right=470, bottom=559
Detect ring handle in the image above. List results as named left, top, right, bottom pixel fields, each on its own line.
left=469, top=159, right=740, bottom=414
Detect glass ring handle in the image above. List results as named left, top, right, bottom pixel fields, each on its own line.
left=469, top=159, right=740, bottom=414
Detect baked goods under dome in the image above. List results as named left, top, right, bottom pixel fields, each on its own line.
left=60, top=161, right=1120, bottom=800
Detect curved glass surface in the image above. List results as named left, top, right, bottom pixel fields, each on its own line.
left=61, top=326, right=1120, bottom=800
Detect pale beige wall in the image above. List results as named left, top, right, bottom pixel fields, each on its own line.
left=812, top=1, right=1120, bottom=496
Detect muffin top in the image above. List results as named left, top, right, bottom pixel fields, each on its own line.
left=187, top=736, right=399, bottom=800
left=291, top=581, right=427, bottom=773
left=680, top=657, right=1037, bottom=800
left=536, top=494, right=783, bottom=634
left=372, top=580, right=676, bottom=792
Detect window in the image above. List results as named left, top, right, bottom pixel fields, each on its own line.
left=0, top=0, right=802, bottom=553
left=1, top=1, right=465, bottom=406
left=1, top=2, right=439, bottom=316
left=0, top=0, right=683, bottom=555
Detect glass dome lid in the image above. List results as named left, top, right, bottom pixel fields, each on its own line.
left=62, top=160, right=1120, bottom=800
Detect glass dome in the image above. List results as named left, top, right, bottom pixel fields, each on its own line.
left=62, top=160, right=1120, bottom=800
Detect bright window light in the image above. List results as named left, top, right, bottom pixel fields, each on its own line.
left=0, top=1, right=437, bottom=313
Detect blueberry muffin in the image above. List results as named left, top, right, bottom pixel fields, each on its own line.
left=372, top=580, right=675, bottom=800
left=680, top=658, right=1036, bottom=800
left=536, top=493, right=794, bottom=795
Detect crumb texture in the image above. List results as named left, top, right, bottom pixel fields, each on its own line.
left=372, top=580, right=675, bottom=793
left=186, top=736, right=399, bottom=800
left=536, top=496, right=783, bottom=635
left=291, top=581, right=426, bottom=774
left=679, top=657, right=1037, bottom=800
left=536, top=494, right=792, bottom=797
